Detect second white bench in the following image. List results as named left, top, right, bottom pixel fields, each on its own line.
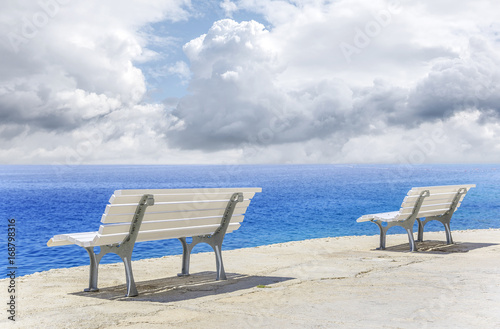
left=357, top=184, right=475, bottom=251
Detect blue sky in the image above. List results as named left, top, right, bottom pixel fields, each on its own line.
left=1, top=0, right=500, bottom=164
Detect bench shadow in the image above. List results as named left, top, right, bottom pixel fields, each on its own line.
left=70, top=271, right=294, bottom=303
left=380, top=240, right=498, bottom=254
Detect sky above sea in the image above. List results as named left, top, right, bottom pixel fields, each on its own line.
left=1, top=1, right=500, bottom=165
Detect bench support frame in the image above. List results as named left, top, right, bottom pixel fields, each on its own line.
left=84, top=194, right=154, bottom=297
left=372, top=190, right=430, bottom=252
left=177, top=192, right=244, bottom=281
left=416, top=187, right=467, bottom=244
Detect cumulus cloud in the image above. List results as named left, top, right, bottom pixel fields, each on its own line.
left=165, top=0, right=500, bottom=163
left=0, top=0, right=192, bottom=164
left=406, top=38, right=500, bottom=123
left=1, top=0, right=500, bottom=164
left=0, top=1, right=188, bottom=128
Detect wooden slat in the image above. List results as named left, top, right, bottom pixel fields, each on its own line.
left=356, top=211, right=399, bottom=223
left=114, top=187, right=262, bottom=196
left=98, top=215, right=244, bottom=235
left=66, top=232, right=99, bottom=247
left=407, top=184, right=475, bottom=196
left=101, top=205, right=249, bottom=223
left=47, top=235, right=70, bottom=246
left=47, top=232, right=98, bottom=247
left=402, top=200, right=462, bottom=211
left=413, top=209, right=453, bottom=218
left=395, top=209, right=449, bottom=219
left=109, top=192, right=256, bottom=205
left=89, top=223, right=241, bottom=247
left=135, top=223, right=240, bottom=243
left=47, top=235, right=78, bottom=247
left=403, top=192, right=466, bottom=203
left=400, top=203, right=459, bottom=215
left=401, top=193, right=465, bottom=208
left=104, top=200, right=251, bottom=216
left=394, top=213, right=411, bottom=221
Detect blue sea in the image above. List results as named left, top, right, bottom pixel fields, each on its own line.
left=1, top=164, right=499, bottom=278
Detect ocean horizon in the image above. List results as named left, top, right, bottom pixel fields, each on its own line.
left=1, top=164, right=499, bottom=278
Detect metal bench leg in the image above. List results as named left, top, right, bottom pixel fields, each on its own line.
left=213, top=243, right=227, bottom=280
left=84, top=247, right=99, bottom=292
left=431, top=214, right=454, bottom=245
left=178, top=237, right=192, bottom=277
left=405, top=228, right=417, bottom=252
left=378, top=228, right=387, bottom=250
left=399, top=219, right=418, bottom=252
left=121, top=254, right=138, bottom=297
left=443, top=221, right=454, bottom=244
left=374, top=221, right=387, bottom=250
left=107, top=242, right=139, bottom=297
left=416, top=219, right=424, bottom=242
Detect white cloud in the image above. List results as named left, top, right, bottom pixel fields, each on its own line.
left=1, top=0, right=500, bottom=164
left=0, top=0, right=193, bottom=164
left=167, top=61, right=191, bottom=81
left=340, top=109, right=500, bottom=164
left=220, top=0, right=238, bottom=18
left=165, top=0, right=500, bottom=163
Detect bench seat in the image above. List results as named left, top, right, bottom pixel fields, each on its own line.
left=357, top=211, right=400, bottom=223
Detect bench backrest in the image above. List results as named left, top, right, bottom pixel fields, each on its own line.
left=93, top=188, right=261, bottom=246
left=395, top=184, right=475, bottom=221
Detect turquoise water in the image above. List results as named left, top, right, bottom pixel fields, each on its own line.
left=1, top=164, right=498, bottom=277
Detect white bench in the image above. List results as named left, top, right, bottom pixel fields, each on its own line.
left=357, top=184, right=475, bottom=251
left=47, top=187, right=261, bottom=297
